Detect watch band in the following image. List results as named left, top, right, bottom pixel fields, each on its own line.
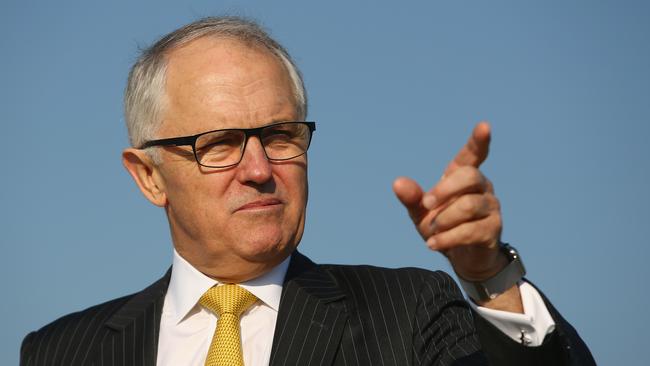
left=457, top=243, right=526, bottom=301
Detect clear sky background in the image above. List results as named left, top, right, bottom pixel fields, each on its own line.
left=2, top=1, right=648, bottom=364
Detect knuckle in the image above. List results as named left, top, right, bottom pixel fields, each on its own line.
left=492, top=213, right=503, bottom=230
left=458, top=195, right=479, bottom=215
left=491, top=195, right=501, bottom=210
left=465, top=166, right=482, bottom=182
left=486, top=177, right=495, bottom=192
left=432, top=185, right=445, bottom=199
left=461, top=167, right=486, bottom=191
left=457, top=165, right=475, bottom=179
left=479, top=215, right=502, bottom=243
left=475, top=223, right=494, bottom=245
left=459, top=226, right=476, bottom=246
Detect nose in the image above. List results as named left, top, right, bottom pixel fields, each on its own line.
left=235, top=136, right=273, bottom=185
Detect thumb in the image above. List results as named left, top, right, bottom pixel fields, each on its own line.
left=393, top=176, right=427, bottom=223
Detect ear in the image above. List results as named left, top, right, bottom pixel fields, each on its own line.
left=122, top=148, right=168, bottom=207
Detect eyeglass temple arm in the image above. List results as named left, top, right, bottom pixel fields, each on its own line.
left=139, top=135, right=196, bottom=149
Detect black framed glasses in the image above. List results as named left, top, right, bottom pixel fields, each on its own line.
left=140, top=121, right=316, bottom=168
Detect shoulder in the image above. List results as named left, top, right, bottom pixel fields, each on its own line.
left=26, top=293, right=134, bottom=337
left=320, top=263, right=460, bottom=289
left=318, top=263, right=465, bottom=306
left=21, top=270, right=171, bottom=365
left=314, top=263, right=482, bottom=363
left=21, top=294, right=135, bottom=365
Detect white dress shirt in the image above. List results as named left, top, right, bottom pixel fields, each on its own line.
left=471, top=281, right=556, bottom=346
left=157, top=250, right=555, bottom=366
left=156, top=250, right=290, bottom=366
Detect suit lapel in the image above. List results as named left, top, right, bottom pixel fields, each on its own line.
left=85, top=254, right=347, bottom=366
left=270, top=252, right=348, bottom=366
left=98, top=269, right=170, bottom=366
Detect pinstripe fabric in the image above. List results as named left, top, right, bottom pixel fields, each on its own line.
left=269, top=252, right=486, bottom=366
left=21, top=252, right=594, bottom=366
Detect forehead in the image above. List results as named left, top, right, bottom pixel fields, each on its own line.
left=161, top=36, right=298, bottom=134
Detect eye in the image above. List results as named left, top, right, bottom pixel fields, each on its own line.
left=263, top=124, right=307, bottom=142
left=265, top=127, right=294, bottom=140
left=194, top=131, right=245, bottom=166
left=196, top=131, right=242, bottom=151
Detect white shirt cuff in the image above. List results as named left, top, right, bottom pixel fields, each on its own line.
left=469, top=281, right=556, bottom=346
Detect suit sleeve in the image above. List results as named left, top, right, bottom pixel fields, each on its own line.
left=412, top=270, right=489, bottom=366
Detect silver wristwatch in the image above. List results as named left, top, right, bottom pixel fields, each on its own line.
left=457, top=243, right=526, bottom=301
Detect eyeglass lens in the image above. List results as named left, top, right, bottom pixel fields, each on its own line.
left=195, top=123, right=312, bottom=168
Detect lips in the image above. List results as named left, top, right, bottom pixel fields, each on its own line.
left=236, top=198, right=283, bottom=212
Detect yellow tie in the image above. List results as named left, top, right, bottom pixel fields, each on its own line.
left=199, top=284, right=258, bottom=366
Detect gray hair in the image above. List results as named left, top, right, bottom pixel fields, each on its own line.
left=124, top=16, right=308, bottom=150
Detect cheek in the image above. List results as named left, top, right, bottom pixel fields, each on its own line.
left=280, top=166, right=309, bottom=221
left=166, top=171, right=233, bottom=227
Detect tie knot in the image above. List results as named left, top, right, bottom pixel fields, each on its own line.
left=199, top=284, right=258, bottom=317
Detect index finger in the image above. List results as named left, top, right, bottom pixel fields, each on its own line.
left=444, top=121, right=492, bottom=176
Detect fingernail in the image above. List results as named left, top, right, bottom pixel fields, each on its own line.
left=430, top=220, right=437, bottom=232
left=427, top=237, right=437, bottom=249
left=422, top=194, right=437, bottom=210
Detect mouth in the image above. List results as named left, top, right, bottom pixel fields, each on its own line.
left=235, top=198, right=283, bottom=212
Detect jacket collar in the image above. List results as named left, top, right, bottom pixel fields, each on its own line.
left=100, top=251, right=349, bottom=366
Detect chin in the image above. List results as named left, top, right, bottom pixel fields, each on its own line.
left=238, top=232, right=295, bottom=264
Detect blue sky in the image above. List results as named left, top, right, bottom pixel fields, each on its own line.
left=2, top=1, right=649, bottom=364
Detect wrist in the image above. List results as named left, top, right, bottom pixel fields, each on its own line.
left=455, top=248, right=509, bottom=281
left=472, top=283, right=524, bottom=313
left=457, top=243, right=526, bottom=302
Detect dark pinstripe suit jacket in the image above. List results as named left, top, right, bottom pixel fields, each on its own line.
left=21, top=252, right=595, bottom=365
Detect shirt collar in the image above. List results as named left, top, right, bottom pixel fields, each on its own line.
left=166, top=249, right=290, bottom=325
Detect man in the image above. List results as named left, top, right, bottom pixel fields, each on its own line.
left=20, top=17, right=595, bottom=365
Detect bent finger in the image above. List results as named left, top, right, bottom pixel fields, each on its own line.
left=424, top=166, right=488, bottom=209
left=426, top=214, right=501, bottom=251
left=432, top=194, right=493, bottom=233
